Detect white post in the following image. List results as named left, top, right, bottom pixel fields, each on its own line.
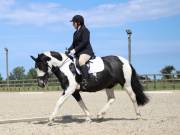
left=126, top=29, right=132, bottom=64
left=4, top=48, right=9, bottom=89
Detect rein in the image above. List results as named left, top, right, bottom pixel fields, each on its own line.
left=58, top=57, right=70, bottom=69
left=48, top=55, right=72, bottom=71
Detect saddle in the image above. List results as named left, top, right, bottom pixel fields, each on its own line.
left=74, top=56, right=105, bottom=75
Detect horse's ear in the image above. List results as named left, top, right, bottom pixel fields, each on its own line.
left=30, top=56, right=37, bottom=62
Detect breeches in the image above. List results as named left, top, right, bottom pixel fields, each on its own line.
left=79, top=54, right=91, bottom=66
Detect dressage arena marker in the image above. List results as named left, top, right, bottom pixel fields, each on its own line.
left=0, top=116, right=60, bottom=124
left=19, top=92, right=44, bottom=95
left=0, top=115, right=85, bottom=124
left=145, top=91, right=173, bottom=94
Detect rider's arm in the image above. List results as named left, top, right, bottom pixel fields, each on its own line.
left=68, top=32, right=76, bottom=51
left=74, top=29, right=89, bottom=53
left=68, top=44, right=74, bottom=52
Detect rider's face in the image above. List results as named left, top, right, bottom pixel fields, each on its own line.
left=73, top=22, right=78, bottom=29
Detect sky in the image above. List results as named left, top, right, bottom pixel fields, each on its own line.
left=0, top=0, right=180, bottom=79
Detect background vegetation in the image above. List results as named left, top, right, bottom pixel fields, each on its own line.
left=0, top=65, right=180, bottom=91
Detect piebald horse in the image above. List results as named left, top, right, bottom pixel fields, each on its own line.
left=31, top=51, right=149, bottom=124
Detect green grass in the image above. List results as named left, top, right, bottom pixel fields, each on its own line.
left=143, top=81, right=180, bottom=90
left=113, top=81, right=180, bottom=91
left=0, top=81, right=180, bottom=92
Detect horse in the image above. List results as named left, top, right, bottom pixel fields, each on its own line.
left=31, top=51, right=149, bottom=124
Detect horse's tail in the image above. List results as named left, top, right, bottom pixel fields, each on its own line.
left=130, top=65, right=149, bottom=106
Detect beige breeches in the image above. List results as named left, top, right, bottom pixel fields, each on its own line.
left=79, top=54, right=91, bottom=66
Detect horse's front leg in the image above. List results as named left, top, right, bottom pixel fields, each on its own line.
left=49, top=85, right=76, bottom=123
left=72, top=91, right=91, bottom=122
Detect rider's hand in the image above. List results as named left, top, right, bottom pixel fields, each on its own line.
left=70, top=49, right=75, bottom=54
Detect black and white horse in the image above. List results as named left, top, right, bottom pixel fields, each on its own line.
left=31, top=51, right=149, bottom=123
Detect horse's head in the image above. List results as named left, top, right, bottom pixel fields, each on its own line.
left=31, top=51, right=65, bottom=88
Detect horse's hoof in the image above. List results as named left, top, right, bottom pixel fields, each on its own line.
left=97, top=114, right=104, bottom=120
left=97, top=111, right=106, bottom=119
left=85, top=118, right=92, bottom=123
left=49, top=117, right=55, bottom=123
left=48, top=122, right=53, bottom=126
left=136, top=113, right=141, bottom=120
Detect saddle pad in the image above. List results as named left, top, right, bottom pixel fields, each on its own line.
left=75, top=57, right=104, bottom=74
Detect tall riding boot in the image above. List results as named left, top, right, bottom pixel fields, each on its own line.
left=80, top=65, right=89, bottom=89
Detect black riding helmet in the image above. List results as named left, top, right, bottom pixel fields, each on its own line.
left=70, top=15, right=84, bottom=25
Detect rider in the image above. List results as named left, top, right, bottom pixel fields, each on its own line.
left=67, top=15, right=95, bottom=88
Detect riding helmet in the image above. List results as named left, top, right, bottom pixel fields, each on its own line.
left=70, top=15, right=84, bottom=25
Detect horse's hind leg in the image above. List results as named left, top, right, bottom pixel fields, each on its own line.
left=97, top=88, right=115, bottom=119
left=124, top=83, right=141, bottom=118
left=120, top=61, right=141, bottom=119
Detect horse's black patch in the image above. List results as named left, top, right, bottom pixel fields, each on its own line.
left=36, top=54, right=51, bottom=72
left=50, top=51, right=62, bottom=61
left=38, top=54, right=51, bottom=62
left=52, top=66, right=69, bottom=90
left=69, top=63, right=77, bottom=75
left=72, top=91, right=82, bottom=101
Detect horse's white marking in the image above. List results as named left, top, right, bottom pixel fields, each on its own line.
left=43, top=52, right=68, bottom=68
left=36, top=52, right=70, bottom=78
left=36, top=68, right=45, bottom=77
left=118, top=56, right=140, bottom=117
left=49, top=87, right=76, bottom=122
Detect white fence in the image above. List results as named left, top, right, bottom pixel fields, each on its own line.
left=0, top=74, right=180, bottom=91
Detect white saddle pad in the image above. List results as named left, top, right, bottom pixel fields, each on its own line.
left=75, top=57, right=104, bottom=75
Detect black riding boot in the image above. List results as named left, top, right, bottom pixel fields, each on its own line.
left=80, top=65, right=89, bottom=89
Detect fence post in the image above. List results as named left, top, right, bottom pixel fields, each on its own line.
left=145, top=75, right=148, bottom=90
left=172, top=74, right=175, bottom=90
left=23, top=79, right=25, bottom=90
left=153, top=74, right=156, bottom=89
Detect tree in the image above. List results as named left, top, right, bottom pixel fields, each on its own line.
left=160, top=65, right=175, bottom=79
left=10, top=66, right=26, bottom=80
left=0, top=73, right=3, bottom=81
left=9, top=72, right=15, bottom=80
left=26, top=68, right=37, bottom=79
left=177, top=71, right=180, bottom=79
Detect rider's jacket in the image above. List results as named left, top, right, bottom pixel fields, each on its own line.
left=68, top=25, right=95, bottom=58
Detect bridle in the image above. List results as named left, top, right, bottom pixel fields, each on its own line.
left=48, top=54, right=72, bottom=72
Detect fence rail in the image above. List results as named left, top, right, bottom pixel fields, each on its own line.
left=0, top=74, right=180, bottom=91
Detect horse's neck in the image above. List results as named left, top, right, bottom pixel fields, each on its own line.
left=50, top=53, right=69, bottom=67
left=50, top=53, right=70, bottom=81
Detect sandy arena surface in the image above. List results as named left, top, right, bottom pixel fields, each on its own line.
left=0, top=90, right=180, bottom=135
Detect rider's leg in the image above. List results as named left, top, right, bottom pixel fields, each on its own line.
left=79, top=54, right=91, bottom=88
left=79, top=54, right=91, bottom=66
